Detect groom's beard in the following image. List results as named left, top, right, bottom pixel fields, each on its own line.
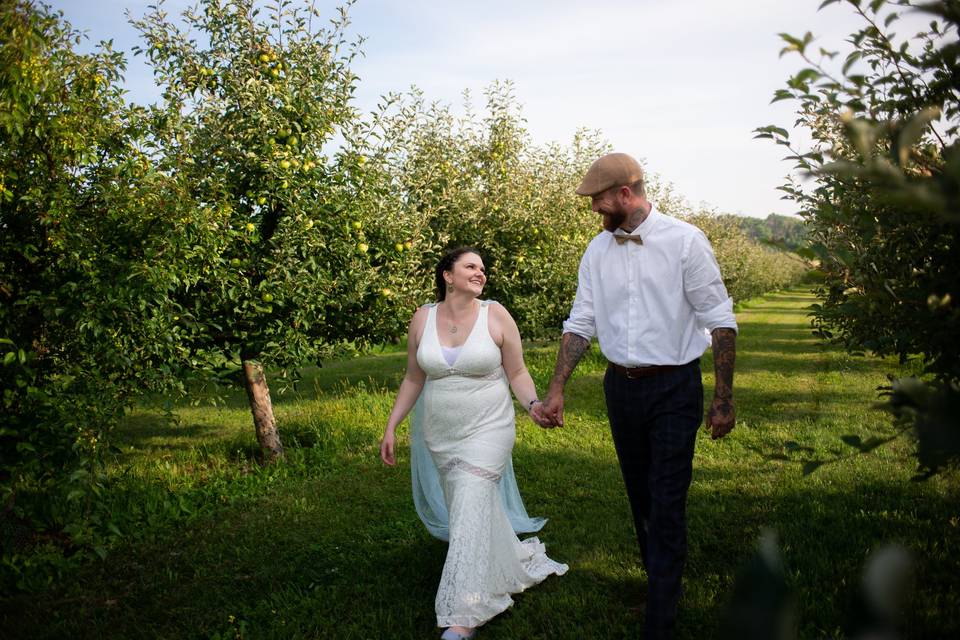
left=600, top=206, right=627, bottom=232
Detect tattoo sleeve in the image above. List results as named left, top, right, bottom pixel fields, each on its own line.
left=550, top=333, right=591, bottom=391
left=711, top=328, right=736, bottom=399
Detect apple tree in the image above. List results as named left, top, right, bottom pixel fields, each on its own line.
left=1, top=0, right=193, bottom=565
left=353, top=81, right=609, bottom=338
left=132, top=0, right=414, bottom=460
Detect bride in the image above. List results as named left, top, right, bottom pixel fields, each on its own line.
left=380, top=246, right=567, bottom=639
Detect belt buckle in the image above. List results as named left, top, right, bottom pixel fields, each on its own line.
left=625, top=366, right=643, bottom=379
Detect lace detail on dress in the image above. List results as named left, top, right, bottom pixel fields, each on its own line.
left=435, top=466, right=568, bottom=628
left=438, top=457, right=502, bottom=483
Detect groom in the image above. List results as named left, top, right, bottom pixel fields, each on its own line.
left=534, top=152, right=737, bottom=639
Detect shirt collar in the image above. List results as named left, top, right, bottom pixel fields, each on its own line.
left=637, top=204, right=659, bottom=234
left=611, top=203, right=658, bottom=238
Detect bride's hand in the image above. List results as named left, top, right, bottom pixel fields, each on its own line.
left=380, top=431, right=397, bottom=466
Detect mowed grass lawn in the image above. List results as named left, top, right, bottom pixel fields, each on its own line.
left=3, top=290, right=958, bottom=639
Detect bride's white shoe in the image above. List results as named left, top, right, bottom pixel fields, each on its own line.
left=440, top=628, right=476, bottom=640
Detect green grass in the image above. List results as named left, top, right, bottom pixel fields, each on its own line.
left=2, top=289, right=958, bottom=639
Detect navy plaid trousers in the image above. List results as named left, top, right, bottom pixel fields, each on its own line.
left=603, top=359, right=703, bottom=640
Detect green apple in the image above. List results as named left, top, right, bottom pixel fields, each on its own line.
left=357, top=243, right=369, bottom=253
left=230, top=258, right=241, bottom=267
left=245, top=223, right=256, bottom=232
left=261, top=293, right=274, bottom=303
left=352, top=221, right=362, bottom=230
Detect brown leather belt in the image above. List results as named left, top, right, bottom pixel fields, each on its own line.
left=608, top=362, right=690, bottom=379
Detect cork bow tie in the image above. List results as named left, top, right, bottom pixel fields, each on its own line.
left=613, top=234, right=643, bottom=245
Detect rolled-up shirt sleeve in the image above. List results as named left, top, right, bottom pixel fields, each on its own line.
left=562, top=250, right=597, bottom=340
left=683, top=230, right=738, bottom=333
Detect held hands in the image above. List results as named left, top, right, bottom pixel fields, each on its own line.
left=380, top=430, right=397, bottom=466
left=531, top=391, right=564, bottom=428
left=706, top=394, right=735, bottom=440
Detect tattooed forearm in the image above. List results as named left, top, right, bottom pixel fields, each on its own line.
left=711, top=327, right=736, bottom=399
left=549, top=333, right=590, bottom=391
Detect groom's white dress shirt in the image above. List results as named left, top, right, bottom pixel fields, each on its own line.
left=562, top=205, right=738, bottom=368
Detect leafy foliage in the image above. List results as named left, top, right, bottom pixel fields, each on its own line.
left=128, top=0, right=427, bottom=458
left=349, top=81, right=610, bottom=338
left=130, top=0, right=412, bottom=371
left=757, top=0, right=960, bottom=474
left=0, top=0, right=191, bottom=583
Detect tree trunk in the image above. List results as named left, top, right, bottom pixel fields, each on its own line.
left=242, top=360, right=284, bottom=462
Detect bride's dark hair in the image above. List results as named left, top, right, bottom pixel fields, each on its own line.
left=435, top=246, right=481, bottom=302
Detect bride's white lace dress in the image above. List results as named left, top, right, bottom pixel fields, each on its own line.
left=417, top=300, right=568, bottom=629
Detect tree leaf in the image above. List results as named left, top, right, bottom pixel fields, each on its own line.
left=770, top=89, right=795, bottom=104
left=843, top=50, right=863, bottom=75
left=795, top=68, right=823, bottom=84
left=897, top=107, right=941, bottom=166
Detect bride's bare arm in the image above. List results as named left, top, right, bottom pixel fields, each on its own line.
left=492, top=303, right=541, bottom=418
left=381, top=307, right=429, bottom=466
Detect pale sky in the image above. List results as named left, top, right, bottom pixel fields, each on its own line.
left=46, top=0, right=930, bottom=218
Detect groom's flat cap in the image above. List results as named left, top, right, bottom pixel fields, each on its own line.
left=575, top=152, right=644, bottom=196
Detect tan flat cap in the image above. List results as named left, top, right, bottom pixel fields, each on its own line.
left=575, top=152, right=644, bottom=196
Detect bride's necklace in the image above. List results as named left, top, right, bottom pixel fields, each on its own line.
left=444, top=301, right=475, bottom=335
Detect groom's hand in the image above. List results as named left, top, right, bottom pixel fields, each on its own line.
left=539, top=392, right=564, bottom=428
left=530, top=402, right=555, bottom=428
left=706, top=395, right=735, bottom=440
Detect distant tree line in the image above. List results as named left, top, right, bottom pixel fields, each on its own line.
left=719, top=213, right=809, bottom=252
